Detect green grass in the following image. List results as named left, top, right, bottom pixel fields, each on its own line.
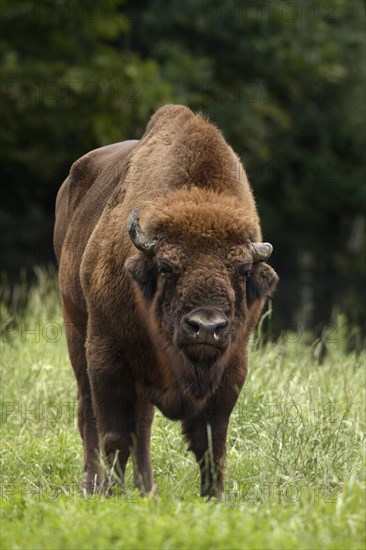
left=1, top=269, right=365, bottom=549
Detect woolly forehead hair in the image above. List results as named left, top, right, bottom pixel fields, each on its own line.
left=143, top=188, right=261, bottom=244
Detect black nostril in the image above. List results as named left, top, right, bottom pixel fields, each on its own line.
left=186, top=319, right=201, bottom=335
left=213, top=322, right=228, bottom=342
left=214, top=320, right=228, bottom=338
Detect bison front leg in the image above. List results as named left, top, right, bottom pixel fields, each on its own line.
left=182, top=413, right=229, bottom=499
left=182, top=367, right=246, bottom=499
left=131, top=393, right=155, bottom=495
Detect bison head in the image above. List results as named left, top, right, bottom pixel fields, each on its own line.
left=125, top=189, right=278, bottom=400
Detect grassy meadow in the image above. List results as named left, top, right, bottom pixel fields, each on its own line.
left=1, top=270, right=365, bottom=549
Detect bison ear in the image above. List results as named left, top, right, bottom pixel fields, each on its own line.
left=246, top=263, right=279, bottom=306
left=125, top=254, right=157, bottom=300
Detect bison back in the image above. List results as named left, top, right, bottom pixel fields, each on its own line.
left=54, top=140, right=138, bottom=319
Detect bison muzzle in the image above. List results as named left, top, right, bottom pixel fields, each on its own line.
left=54, top=104, right=278, bottom=498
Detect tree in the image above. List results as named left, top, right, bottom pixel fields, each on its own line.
left=1, top=0, right=364, bottom=330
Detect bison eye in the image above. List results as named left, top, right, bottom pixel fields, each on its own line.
left=237, top=262, right=252, bottom=280
left=158, top=261, right=175, bottom=279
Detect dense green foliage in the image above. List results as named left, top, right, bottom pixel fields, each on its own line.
left=1, top=271, right=365, bottom=549
left=1, top=0, right=365, bottom=328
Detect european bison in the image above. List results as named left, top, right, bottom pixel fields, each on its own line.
left=54, top=105, right=278, bottom=498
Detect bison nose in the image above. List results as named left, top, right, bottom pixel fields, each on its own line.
left=182, top=309, right=229, bottom=346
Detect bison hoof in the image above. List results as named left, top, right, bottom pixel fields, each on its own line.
left=133, top=476, right=158, bottom=497
left=201, top=486, right=224, bottom=501
left=81, top=472, right=101, bottom=495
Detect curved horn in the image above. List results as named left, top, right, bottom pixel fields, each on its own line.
left=250, top=242, right=273, bottom=263
left=127, top=209, right=157, bottom=256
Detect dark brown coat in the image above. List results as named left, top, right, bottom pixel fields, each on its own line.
left=54, top=105, right=278, bottom=497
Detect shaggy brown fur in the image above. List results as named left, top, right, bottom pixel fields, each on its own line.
left=54, top=105, right=278, bottom=498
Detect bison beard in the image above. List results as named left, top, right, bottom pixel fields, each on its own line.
left=54, top=104, right=278, bottom=499
left=175, top=347, right=224, bottom=400
left=182, top=356, right=223, bottom=399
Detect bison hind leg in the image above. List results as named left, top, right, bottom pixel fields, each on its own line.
left=62, top=308, right=101, bottom=493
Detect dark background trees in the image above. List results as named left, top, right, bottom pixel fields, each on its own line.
left=1, top=0, right=365, bottom=336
